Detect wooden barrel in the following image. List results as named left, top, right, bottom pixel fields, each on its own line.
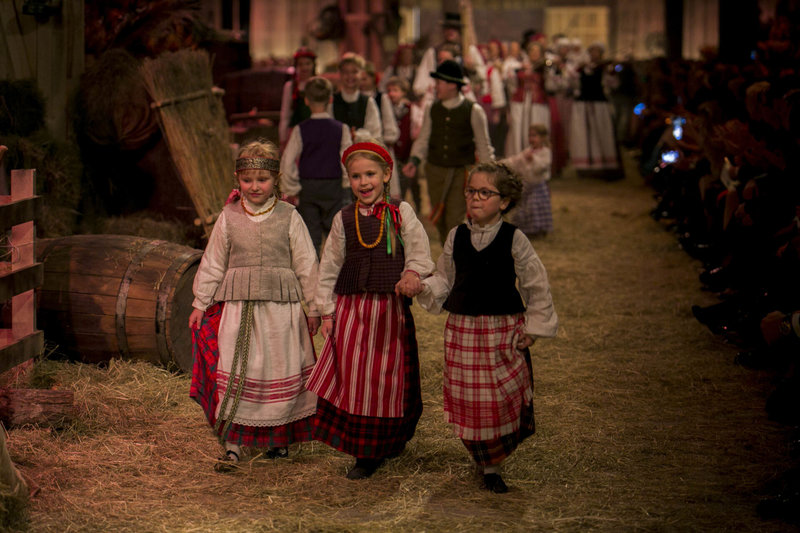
left=36, top=235, right=202, bottom=372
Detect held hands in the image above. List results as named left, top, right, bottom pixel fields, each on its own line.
left=395, top=271, right=422, bottom=297
left=320, top=317, right=334, bottom=339
left=516, top=334, right=536, bottom=350
left=188, top=308, right=205, bottom=330
left=307, top=315, right=321, bottom=336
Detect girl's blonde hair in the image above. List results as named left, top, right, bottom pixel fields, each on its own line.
left=469, top=162, right=522, bottom=213
left=529, top=123, right=551, bottom=147
left=235, top=138, right=282, bottom=197
left=344, top=139, right=392, bottom=199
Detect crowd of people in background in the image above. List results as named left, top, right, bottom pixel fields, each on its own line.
left=276, top=12, right=638, bottom=244
left=250, top=5, right=800, bottom=515
left=624, top=5, right=800, bottom=523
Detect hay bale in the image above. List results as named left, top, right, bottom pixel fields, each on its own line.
left=141, top=49, right=233, bottom=236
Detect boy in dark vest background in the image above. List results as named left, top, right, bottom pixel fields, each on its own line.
left=331, top=53, right=383, bottom=143
left=403, top=60, right=494, bottom=245
left=281, top=76, right=353, bottom=253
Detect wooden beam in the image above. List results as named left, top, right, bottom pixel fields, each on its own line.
left=0, top=196, right=42, bottom=229
left=0, top=331, right=43, bottom=374
left=0, top=263, right=42, bottom=302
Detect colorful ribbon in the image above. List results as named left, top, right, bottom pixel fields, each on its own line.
left=372, top=201, right=404, bottom=254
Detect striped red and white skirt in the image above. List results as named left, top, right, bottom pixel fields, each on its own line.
left=309, top=293, right=422, bottom=458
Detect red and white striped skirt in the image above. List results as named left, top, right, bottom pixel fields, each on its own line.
left=307, top=292, right=407, bottom=418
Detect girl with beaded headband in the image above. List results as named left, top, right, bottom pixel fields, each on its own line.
left=306, top=140, right=435, bottom=480
left=189, top=139, right=321, bottom=471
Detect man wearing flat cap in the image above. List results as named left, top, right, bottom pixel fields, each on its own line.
left=403, top=60, right=494, bottom=245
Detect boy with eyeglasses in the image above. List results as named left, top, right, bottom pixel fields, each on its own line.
left=413, top=161, right=558, bottom=493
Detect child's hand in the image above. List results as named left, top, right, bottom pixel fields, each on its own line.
left=307, top=316, right=321, bottom=336
left=320, top=317, right=334, bottom=339
left=516, top=334, right=536, bottom=350
left=188, top=308, right=205, bottom=330
left=395, top=271, right=422, bottom=297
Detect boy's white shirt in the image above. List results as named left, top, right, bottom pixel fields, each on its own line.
left=279, top=111, right=353, bottom=195
left=191, top=196, right=320, bottom=316
left=417, top=218, right=558, bottom=338
left=314, top=201, right=434, bottom=316
left=327, top=88, right=383, bottom=143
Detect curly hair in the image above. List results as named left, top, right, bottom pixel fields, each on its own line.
left=469, top=161, right=523, bottom=213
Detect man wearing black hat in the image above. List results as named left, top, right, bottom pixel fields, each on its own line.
left=403, top=60, right=494, bottom=244
left=412, top=11, right=485, bottom=103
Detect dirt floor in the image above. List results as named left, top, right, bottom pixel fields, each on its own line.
left=7, top=153, right=797, bottom=532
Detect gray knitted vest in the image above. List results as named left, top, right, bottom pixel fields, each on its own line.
left=213, top=200, right=303, bottom=302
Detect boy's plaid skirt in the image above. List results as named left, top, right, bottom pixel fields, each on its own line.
left=462, top=399, right=535, bottom=467
left=190, top=302, right=313, bottom=447
left=312, top=300, right=422, bottom=458
left=443, top=313, right=534, bottom=441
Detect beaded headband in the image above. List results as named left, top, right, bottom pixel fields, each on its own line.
left=235, top=157, right=280, bottom=173
left=342, top=142, right=394, bottom=174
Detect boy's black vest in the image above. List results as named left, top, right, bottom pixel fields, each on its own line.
left=333, top=92, right=369, bottom=129
left=335, top=199, right=405, bottom=294
left=298, top=117, right=343, bottom=179
left=428, top=98, right=476, bottom=167
left=443, top=222, right=525, bottom=316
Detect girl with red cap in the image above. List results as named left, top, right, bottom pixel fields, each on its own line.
left=307, top=141, right=434, bottom=480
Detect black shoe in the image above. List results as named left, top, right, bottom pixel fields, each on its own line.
left=264, top=447, right=288, bottom=459
left=482, top=473, right=509, bottom=493
left=346, top=458, right=384, bottom=480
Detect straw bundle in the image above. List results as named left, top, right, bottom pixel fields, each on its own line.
left=140, top=49, right=232, bottom=236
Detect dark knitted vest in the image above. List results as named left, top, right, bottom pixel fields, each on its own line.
left=577, top=67, right=607, bottom=102
left=334, top=200, right=405, bottom=294
left=298, top=117, right=343, bottom=179
left=443, top=222, right=526, bottom=316
left=333, top=92, right=369, bottom=129
left=289, top=89, right=311, bottom=127
left=428, top=99, right=475, bottom=167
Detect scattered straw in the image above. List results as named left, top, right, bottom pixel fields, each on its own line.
left=5, top=153, right=792, bottom=531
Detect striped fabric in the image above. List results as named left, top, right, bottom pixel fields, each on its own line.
left=569, top=101, right=620, bottom=170
left=443, top=313, right=534, bottom=441
left=515, top=181, right=554, bottom=235
left=190, top=302, right=314, bottom=447
left=312, top=298, right=422, bottom=458
left=307, top=292, right=407, bottom=418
